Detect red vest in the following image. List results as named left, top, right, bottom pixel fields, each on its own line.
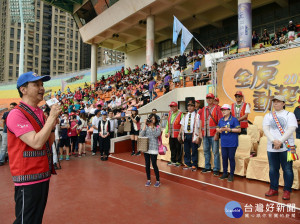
left=7, top=103, right=55, bottom=184
left=231, top=103, right=248, bottom=128
left=200, top=105, right=219, bottom=137
left=168, top=110, right=182, bottom=138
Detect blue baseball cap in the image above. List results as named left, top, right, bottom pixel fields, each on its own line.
left=101, top=111, right=107, bottom=115
left=131, top=107, right=138, bottom=111
left=17, top=71, right=51, bottom=88
left=121, top=112, right=126, bottom=117
left=80, top=110, right=85, bottom=114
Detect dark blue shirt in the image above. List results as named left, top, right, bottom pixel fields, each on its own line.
left=218, top=115, right=240, bottom=147
left=2, top=111, right=9, bottom=133
left=60, top=119, right=70, bottom=139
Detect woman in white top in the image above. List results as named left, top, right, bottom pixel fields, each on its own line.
left=263, top=95, right=298, bottom=200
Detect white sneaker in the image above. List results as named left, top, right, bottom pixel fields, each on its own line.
left=92, top=153, right=96, bottom=156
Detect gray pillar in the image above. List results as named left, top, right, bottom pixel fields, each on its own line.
left=146, top=15, right=155, bottom=67
left=91, top=44, right=97, bottom=84
left=238, top=0, right=252, bottom=49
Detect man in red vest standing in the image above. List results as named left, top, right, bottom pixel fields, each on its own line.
left=6, top=71, right=61, bottom=224
left=199, top=93, right=223, bottom=176
left=165, top=101, right=184, bottom=167
left=231, top=91, right=251, bottom=135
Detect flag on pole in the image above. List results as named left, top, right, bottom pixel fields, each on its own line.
left=180, top=26, right=193, bottom=54
left=61, top=79, right=67, bottom=92
left=173, top=16, right=183, bottom=44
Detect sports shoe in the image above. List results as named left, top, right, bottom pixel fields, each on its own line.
left=174, top=162, right=181, bottom=167
left=282, top=190, right=290, bottom=200
left=66, top=155, right=70, bottom=161
left=227, top=175, right=234, bottom=182
left=145, top=180, right=151, bottom=187
left=154, top=181, right=161, bottom=187
left=135, top=151, right=141, bottom=156
left=213, top=171, right=220, bottom=176
left=131, top=152, right=135, bottom=156
left=265, top=189, right=278, bottom=197
left=101, top=157, right=104, bottom=161
left=0, top=162, right=4, bottom=166
left=182, top=165, right=190, bottom=170
left=104, top=156, right=108, bottom=161
left=167, top=161, right=174, bottom=166
left=92, top=153, right=96, bottom=156
left=191, top=166, right=197, bottom=172
left=201, top=168, right=211, bottom=173
left=219, top=173, right=228, bottom=180
left=59, top=155, right=63, bottom=161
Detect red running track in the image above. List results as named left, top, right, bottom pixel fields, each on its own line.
left=0, top=152, right=299, bottom=224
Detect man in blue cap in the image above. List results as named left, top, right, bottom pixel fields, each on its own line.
left=6, top=71, right=62, bottom=224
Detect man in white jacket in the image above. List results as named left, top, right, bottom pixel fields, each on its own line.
left=263, top=95, right=298, bottom=200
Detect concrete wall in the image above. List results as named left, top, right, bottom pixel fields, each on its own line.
left=125, top=47, right=146, bottom=68
left=139, top=85, right=208, bottom=116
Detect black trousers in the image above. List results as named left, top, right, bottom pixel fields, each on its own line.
left=109, top=131, right=115, bottom=138
left=92, top=133, right=99, bottom=153
left=100, top=136, right=110, bottom=156
left=239, top=128, right=247, bottom=135
left=144, top=153, right=160, bottom=181
left=14, top=180, right=49, bottom=224
left=169, top=137, right=182, bottom=163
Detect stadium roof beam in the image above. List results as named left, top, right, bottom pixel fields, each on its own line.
left=43, top=0, right=83, bottom=13
left=213, top=0, right=238, bottom=13
left=275, top=0, right=288, bottom=8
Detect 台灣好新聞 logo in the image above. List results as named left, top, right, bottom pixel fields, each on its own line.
left=225, top=201, right=243, bottom=218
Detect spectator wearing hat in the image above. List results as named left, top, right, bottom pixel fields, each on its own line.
left=165, top=101, right=184, bottom=167
left=78, top=110, right=88, bottom=157
left=214, top=97, right=220, bottom=108
left=91, top=109, right=102, bottom=156
left=117, top=112, right=127, bottom=137
left=263, top=95, right=298, bottom=200
left=195, top=100, right=202, bottom=114
left=199, top=93, right=223, bottom=176
left=6, top=71, right=61, bottom=223
left=231, top=91, right=250, bottom=135
left=288, top=21, right=296, bottom=40
left=179, top=100, right=200, bottom=171
left=127, top=107, right=141, bottom=156
left=262, top=29, right=270, bottom=45
left=98, top=111, right=110, bottom=161
left=294, top=96, right=300, bottom=139
left=216, top=104, right=241, bottom=182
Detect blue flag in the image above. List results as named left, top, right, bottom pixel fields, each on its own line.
left=180, top=26, right=193, bottom=54
left=173, top=16, right=183, bottom=44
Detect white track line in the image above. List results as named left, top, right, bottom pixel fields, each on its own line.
left=110, top=155, right=300, bottom=211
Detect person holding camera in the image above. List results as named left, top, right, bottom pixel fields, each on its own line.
left=216, top=104, right=241, bottom=182
left=140, top=114, right=162, bottom=187
left=263, top=95, right=298, bottom=200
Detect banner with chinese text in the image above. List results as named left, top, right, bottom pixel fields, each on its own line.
left=217, top=47, right=300, bottom=122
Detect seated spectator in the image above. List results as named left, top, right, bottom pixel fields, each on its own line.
left=271, top=34, right=280, bottom=46
left=279, top=33, right=287, bottom=44
left=252, top=31, right=259, bottom=46
left=262, top=29, right=270, bottom=45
